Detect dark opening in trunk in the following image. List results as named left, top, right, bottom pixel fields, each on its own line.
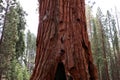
left=54, top=62, right=66, bottom=80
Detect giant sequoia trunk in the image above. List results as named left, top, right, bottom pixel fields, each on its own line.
left=30, top=0, right=98, bottom=80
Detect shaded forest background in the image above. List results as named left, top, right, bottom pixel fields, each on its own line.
left=0, top=0, right=120, bottom=80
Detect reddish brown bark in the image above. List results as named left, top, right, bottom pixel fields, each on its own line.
left=30, top=0, right=98, bottom=80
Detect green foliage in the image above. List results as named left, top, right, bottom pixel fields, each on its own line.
left=15, top=3, right=26, bottom=59
left=7, top=60, right=30, bottom=80
left=23, top=66, right=30, bottom=80
left=0, top=1, right=31, bottom=79
left=0, top=2, right=19, bottom=59
left=6, top=2, right=30, bottom=80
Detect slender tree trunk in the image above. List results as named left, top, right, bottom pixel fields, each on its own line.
left=107, top=35, right=115, bottom=80
left=0, top=76, right=1, bottom=80
left=0, top=69, right=3, bottom=80
left=30, top=0, right=98, bottom=80
left=113, top=22, right=120, bottom=80
left=109, top=18, right=120, bottom=80
left=99, top=20, right=110, bottom=80
left=0, top=0, right=9, bottom=45
left=86, top=6, right=92, bottom=41
left=115, top=7, right=120, bottom=35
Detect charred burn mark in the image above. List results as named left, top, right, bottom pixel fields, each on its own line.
left=59, top=21, right=63, bottom=24
left=76, top=18, right=80, bottom=22
left=60, top=49, right=65, bottom=55
left=82, top=40, right=88, bottom=49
